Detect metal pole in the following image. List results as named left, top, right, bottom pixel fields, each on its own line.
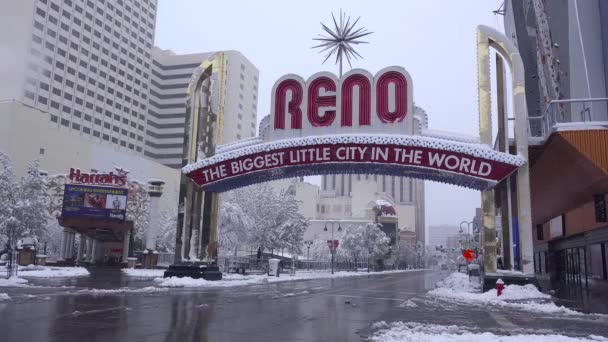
left=307, top=246, right=310, bottom=271
left=331, top=224, right=334, bottom=275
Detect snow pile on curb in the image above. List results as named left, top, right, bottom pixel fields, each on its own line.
left=435, top=272, right=480, bottom=292
left=0, top=293, right=10, bottom=300
left=155, top=269, right=425, bottom=288
left=0, top=277, right=30, bottom=287
left=17, top=266, right=90, bottom=278
left=156, top=274, right=262, bottom=288
left=369, top=322, right=608, bottom=342
left=428, top=272, right=577, bottom=315
left=121, top=269, right=165, bottom=278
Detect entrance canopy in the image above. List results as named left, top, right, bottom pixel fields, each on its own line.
left=183, top=133, right=524, bottom=192
left=58, top=216, right=133, bottom=242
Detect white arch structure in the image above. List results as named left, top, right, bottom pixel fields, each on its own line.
left=477, top=25, right=533, bottom=275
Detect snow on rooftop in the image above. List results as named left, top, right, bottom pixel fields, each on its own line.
left=553, top=121, right=608, bottom=132
left=216, top=137, right=264, bottom=154
left=375, top=199, right=394, bottom=207
left=421, top=128, right=480, bottom=144
left=183, top=133, right=524, bottom=174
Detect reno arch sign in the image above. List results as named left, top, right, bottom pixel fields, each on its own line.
left=183, top=66, right=525, bottom=192
left=270, top=67, right=414, bottom=141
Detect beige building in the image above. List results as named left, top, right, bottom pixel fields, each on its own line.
left=269, top=178, right=320, bottom=220
left=147, top=48, right=259, bottom=168
left=0, top=101, right=180, bottom=212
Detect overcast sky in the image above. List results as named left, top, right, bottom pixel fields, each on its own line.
left=155, top=0, right=506, bottom=227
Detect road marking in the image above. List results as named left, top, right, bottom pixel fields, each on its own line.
left=325, top=294, right=408, bottom=302
left=488, top=311, right=518, bottom=329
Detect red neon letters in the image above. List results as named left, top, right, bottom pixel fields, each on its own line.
left=274, top=79, right=303, bottom=129
left=272, top=68, right=410, bottom=130
left=307, top=76, right=337, bottom=127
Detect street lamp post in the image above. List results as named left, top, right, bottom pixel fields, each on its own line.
left=304, top=240, right=314, bottom=270
left=324, top=222, right=342, bottom=275
left=459, top=221, right=473, bottom=248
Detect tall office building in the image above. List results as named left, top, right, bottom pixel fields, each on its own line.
left=427, top=224, right=460, bottom=249
left=147, top=48, right=259, bottom=168
left=1, top=0, right=158, bottom=154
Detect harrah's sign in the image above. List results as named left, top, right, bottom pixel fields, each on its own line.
left=270, top=67, right=414, bottom=140
left=68, top=168, right=127, bottom=187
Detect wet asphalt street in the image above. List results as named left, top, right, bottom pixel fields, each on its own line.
left=1, top=269, right=607, bottom=342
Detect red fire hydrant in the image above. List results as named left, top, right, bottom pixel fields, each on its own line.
left=496, top=278, right=505, bottom=296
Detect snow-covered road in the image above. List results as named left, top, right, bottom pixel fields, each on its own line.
left=0, top=270, right=606, bottom=342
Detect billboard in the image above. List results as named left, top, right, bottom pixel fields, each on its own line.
left=62, top=184, right=128, bottom=220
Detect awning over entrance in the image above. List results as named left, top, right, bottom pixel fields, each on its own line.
left=183, top=134, right=525, bottom=192
left=58, top=216, right=133, bottom=242
left=530, top=129, right=608, bottom=226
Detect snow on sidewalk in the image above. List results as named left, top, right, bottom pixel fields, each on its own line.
left=369, top=322, right=608, bottom=342
left=427, top=272, right=580, bottom=315
left=155, top=269, right=425, bottom=288
left=16, top=265, right=90, bottom=278
left=0, top=277, right=30, bottom=287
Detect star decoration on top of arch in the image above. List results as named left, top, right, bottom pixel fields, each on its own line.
left=312, top=10, right=373, bottom=74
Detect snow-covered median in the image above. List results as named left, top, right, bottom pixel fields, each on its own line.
left=0, top=293, right=11, bottom=300
left=16, top=265, right=90, bottom=278
left=121, top=268, right=165, bottom=278
left=428, top=272, right=578, bottom=315
left=155, top=269, right=424, bottom=288
left=75, top=286, right=169, bottom=296
left=369, top=322, right=608, bottom=342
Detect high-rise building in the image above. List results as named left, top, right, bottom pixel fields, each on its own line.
left=427, top=224, right=460, bottom=249
left=503, top=1, right=608, bottom=302
left=0, top=0, right=158, bottom=154
left=147, top=48, right=259, bottom=168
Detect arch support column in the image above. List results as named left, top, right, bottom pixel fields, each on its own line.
left=477, top=25, right=534, bottom=277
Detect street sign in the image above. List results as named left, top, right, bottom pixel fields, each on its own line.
left=463, top=249, right=476, bottom=262
left=327, top=240, right=339, bottom=254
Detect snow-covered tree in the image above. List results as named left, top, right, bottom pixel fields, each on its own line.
left=126, top=180, right=150, bottom=250
left=41, top=217, right=64, bottom=257
left=45, top=174, right=67, bottom=217
left=156, top=210, right=177, bottom=253
left=308, top=237, right=347, bottom=260
left=217, top=201, right=252, bottom=255
left=274, top=188, right=306, bottom=255
left=341, top=225, right=367, bottom=263
left=341, top=223, right=391, bottom=268
left=0, top=157, right=50, bottom=257
left=394, top=240, right=417, bottom=268
left=0, top=152, right=17, bottom=256
left=221, top=183, right=307, bottom=255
